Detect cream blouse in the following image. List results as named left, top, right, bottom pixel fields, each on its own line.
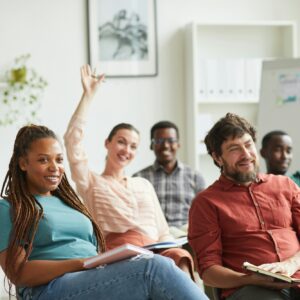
left=64, top=115, right=172, bottom=242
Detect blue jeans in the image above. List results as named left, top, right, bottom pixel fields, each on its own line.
left=21, top=254, right=208, bottom=300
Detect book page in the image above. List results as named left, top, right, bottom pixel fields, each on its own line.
left=84, top=243, right=153, bottom=269
left=243, top=262, right=300, bottom=283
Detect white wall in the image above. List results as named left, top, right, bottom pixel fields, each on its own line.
left=1, top=0, right=300, bottom=298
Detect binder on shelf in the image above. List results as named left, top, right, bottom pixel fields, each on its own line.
left=197, top=114, right=213, bottom=154
left=245, top=58, right=262, bottom=102
left=198, top=59, right=207, bottom=100
left=206, top=58, right=219, bottom=100
left=232, top=58, right=246, bottom=101
left=217, top=59, right=229, bottom=100
left=202, top=58, right=248, bottom=102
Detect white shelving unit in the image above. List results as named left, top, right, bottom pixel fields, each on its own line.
left=185, top=21, right=297, bottom=185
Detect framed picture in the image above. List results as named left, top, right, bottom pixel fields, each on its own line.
left=88, top=0, right=158, bottom=77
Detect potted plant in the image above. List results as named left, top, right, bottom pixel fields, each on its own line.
left=0, top=54, right=47, bottom=126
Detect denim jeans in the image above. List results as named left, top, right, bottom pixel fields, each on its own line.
left=21, top=254, right=208, bottom=300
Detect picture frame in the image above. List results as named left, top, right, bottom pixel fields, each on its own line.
left=88, top=0, right=158, bottom=77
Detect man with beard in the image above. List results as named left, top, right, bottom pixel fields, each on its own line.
left=134, top=121, right=205, bottom=235
left=188, top=113, right=300, bottom=300
left=260, top=130, right=300, bottom=187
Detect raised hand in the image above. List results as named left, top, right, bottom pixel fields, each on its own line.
left=80, top=64, right=105, bottom=98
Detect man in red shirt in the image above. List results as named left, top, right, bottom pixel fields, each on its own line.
left=188, top=113, right=300, bottom=300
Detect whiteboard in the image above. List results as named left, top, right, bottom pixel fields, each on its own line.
left=257, top=58, right=300, bottom=173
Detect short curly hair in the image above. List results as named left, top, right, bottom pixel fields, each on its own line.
left=204, top=113, right=256, bottom=168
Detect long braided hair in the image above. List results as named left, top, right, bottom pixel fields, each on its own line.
left=1, top=124, right=106, bottom=294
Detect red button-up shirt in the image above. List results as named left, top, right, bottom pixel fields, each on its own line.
left=189, top=173, right=300, bottom=297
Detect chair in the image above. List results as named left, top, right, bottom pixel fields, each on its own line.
left=204, top=285, right=221, bottom=300
left=186, top=246, right=221, bottom=300
left=211, top=287, right=221, bottom=300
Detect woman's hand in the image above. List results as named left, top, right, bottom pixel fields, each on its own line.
left=69, top=65, right=105, bottom=119
left=0, top=247, right=85, bottom=287
left=81, top=64, right=105, bottom=98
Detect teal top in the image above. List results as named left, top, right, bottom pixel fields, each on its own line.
left=0, top=195, right=98, bottom=260
left=290, top=171, right=300, bottom=187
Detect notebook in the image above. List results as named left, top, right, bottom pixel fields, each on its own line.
left=243, top=261, right=300, bottom=283
left=83, top=243, right=154, bottom=269
left=144, top=237, right=188, bottom=250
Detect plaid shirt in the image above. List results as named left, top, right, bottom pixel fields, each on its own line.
left=133, top=161, right=205, bottom=227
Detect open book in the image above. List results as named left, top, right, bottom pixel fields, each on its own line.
left=169, top=225, right=188, bottom=238
left=144, top=237, right=188, bottom=250
left=84, top=243, right=154, bottom=269
left=243, top=261, right=300, bottom=283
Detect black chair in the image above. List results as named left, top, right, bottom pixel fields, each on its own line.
left=204, top=285, right=221, bottom=300
left=211, top=287, right=221, bottom=300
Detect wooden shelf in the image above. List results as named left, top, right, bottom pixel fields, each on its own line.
left=185, top=21, right=297, bottom=185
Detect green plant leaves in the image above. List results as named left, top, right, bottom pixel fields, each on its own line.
left=0, top=54, right=48, bottom=126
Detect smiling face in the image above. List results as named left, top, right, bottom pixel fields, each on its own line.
left=260, top=134, right=292, bottom=175
left=105, top=129, right=139, bottom=169
left=151, top=128, right=180, bottom=166
left=213, top=133, right=259, bottom=185
left=18, top=137, right=64, bottom=196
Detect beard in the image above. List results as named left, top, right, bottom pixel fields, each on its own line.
left=222, top=160, right=259, bottom=183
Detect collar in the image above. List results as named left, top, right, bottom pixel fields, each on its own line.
left=218, top=173, right=266, bottom=191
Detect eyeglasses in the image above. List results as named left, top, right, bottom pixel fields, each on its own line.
left=151, top=138, right=178, bottom=145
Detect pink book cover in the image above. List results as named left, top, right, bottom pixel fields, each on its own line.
left=83, top=243, right=154, bottom=269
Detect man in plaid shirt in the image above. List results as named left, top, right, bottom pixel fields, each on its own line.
left=133, top=121, right=205, bottom=232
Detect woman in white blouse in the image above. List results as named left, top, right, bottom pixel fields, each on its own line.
left=64, top=65, right=195, bottom=279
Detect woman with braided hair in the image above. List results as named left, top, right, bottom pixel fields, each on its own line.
left=0, top=124, right=208, bottom=300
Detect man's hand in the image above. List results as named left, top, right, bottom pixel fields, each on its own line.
left=202, top=262, right=300, bottom=290
left=246, top=272, right=297, bottom=289
left=259, top=260, right=299, bottom=277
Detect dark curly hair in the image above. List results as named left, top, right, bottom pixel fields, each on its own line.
left=204, top=113, right=256, bottom=168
